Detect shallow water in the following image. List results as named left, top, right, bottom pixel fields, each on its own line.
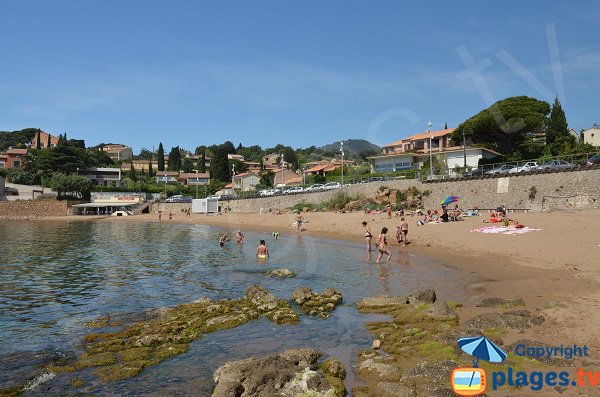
left=0, top=220, right=471, bottom=395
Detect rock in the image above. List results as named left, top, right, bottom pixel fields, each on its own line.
left=192, top=297, right=211, bottom=305
left=356, top=295, right=406, bottom=309
left=466, top=310, right=545, bottom=331
left=374, top=381, right=415, bottom=397
left=322, top=358, right=346, bottom=380
left=358, top=357, right=401, bottom=380
left=372, top=339, right=382, bottom=350
left=267, top=269, right=295, bottom=278
left=425, top=302, right=457, bottom=321
left=291, top=287, right=343, bottom=317
left=245, top=285, right=277, bottom=306
left=476, top=297, right=525, bottom=308
left=406, top=289, right=436, bottom=305
left=212, top=349, right=343, bottom=397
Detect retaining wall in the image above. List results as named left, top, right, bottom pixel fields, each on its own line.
left=0, top=199, right=70, bottom=219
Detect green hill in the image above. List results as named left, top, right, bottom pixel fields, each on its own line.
left=0, top=128, right=38, bottom=151
left=320, top=139, right=381, bottom=160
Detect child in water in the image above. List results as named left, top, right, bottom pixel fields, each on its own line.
left=272, top=231, right=280, bottom=240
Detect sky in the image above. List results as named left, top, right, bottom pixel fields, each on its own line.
left=1, top=1, right=599, bottom=153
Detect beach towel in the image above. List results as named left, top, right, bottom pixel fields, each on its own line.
left=470, top=226, right=541, bottom=235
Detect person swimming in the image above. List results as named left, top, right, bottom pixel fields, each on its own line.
left=256, top=240, right=269, bottom=259
left=218, top=233, right=230, bottom=247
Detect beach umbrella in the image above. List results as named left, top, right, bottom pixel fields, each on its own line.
left=458, top=336, right=507, bottom=367
left=440, top=195, right=459, bottom=206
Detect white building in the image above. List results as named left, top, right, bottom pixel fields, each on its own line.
left=368, top=128, right=499, bottom=174
left=155, top=171, right=179, bottom=183
left=77, top=167, right=122, bottom=187
left=232, top=172, right=261, bottom=191
left=582, top=126, right=600, bottom=147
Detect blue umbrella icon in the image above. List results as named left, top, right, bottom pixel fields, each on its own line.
left=458, top=336, right=507, bottom=367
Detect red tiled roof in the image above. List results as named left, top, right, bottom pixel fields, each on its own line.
left=178, top=173, right=210, bottom=179
left=156, top=171, right=179, bottom=176
left=234, top=172, right=259, bottom=178
left=6, top=148, right=28, bottom=155
left=384, top=128, right=455, bottom=147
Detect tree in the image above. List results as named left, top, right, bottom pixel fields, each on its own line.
left=48, top=173, right=92, bottom=200
left=46, top=133, right=51, bottom=149
left=229, top=159, right=248, bottom=174
left=222, top=141, right=236, bottom=155
left=545, top=96, right=576, bottom=156
left=259, top=170, right=274, bottom=187
left=147, top=160, right=154, bottom=177
left=444, top=122, right=448, bottom=130
left=128, top=163, right=138, bottom=182
left=259, top=156, right=264, bottom=170
left=137, top=148, right=155, bottom=160
left=36, top=130, right=41, bottom=150
left=209, top=145, right=230, bottom=182
left=452, top=96, right=550, bottom=157
left=167, top=146, right=181, bottom=171
left=157, top=143, right=165, bottom=171
left=198, top=148, right=206, bottom=173
left=182, top=157, right=194, bottom=173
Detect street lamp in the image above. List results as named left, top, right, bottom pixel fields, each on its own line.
left=232, top=163, right=235, bottom=191
left=280, top=153, right=284, bottom=194
left=340, top=141, right=344, bottom=187
left=428, top=121, right=433, bottom=179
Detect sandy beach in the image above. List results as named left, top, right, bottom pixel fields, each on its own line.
left=101, top=209, right=600, bottom=353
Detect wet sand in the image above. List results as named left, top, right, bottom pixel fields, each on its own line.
left=95, top=209, right=600, bottom=354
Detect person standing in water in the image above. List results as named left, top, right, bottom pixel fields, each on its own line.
left=256, top=240, right=269, bottom=259
left=235, top=230, right=245, bottom=243
left=362, top=221, right=373, bottom=252
left=376, top=227, right=392, bottom=264
left=295, top=213, right=304, bottom=233
left=218, top=233, right=230, bottom=247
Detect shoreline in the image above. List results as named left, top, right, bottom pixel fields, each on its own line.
left=29, top=210, right=600, bottom=351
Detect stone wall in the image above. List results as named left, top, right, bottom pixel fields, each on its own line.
left=149, top=202, right=192, bottom=215
left=221, top=168, right=600, bottom=213
left=0, top=199, right=70, bottom=219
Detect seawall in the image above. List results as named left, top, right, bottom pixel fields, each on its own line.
left=0, top=200, right=71, bottom=219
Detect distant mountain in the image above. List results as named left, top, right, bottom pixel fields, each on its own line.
left=320, top=139, right=381, bottom=160
left=0, top=128, right=38, bottom=152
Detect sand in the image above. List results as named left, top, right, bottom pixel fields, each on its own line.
left=100, top=209, right=600, bottom=353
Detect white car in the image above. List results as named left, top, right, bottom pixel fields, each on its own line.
left=305, top=184, right=325, bottom=192
left=322, top=182, right=342, bottom=190
left=284, top=186, right=304, bottom=194
left=259, top=189, right=276, bottom=197
left=508, top=162, right=539, bottom=174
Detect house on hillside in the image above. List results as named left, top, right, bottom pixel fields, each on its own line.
left=100, top=144, right=133, bottom=161
left=262, top=153, right=281, bottom=167
left=155, top=171, right=179, bottom=183
left=368, top=128, right=499, bottom=174
left=0, top=148, right=28, bottom=169
left=232, top=172, right=261, bottom=191
left=228, top=153, right=245, bottom=162
left=120, top=160, right=162, bottom=172
left=177, top=173, right=210, bottom=186
left=582, top=126, right=600, bottom=147
left=244, top=161, right=262, bottom=172
left=31, top=131, right=59, bottom=149
left=77, top=167, right=122, bottom=187
left=188, top=155, right=211, bottom=170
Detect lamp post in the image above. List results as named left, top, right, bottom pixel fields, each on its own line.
left=340, top=141, right=344, bottom=187
left=280, top=153, right=284, bottom=194
left=232, top=163, right=235, bottom=192
left=428, top=121, right=433, bottom=179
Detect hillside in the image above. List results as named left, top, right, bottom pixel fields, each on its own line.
left=0, top=128, right=38, bottom=151
left=320, top=139, right=381, bottom=160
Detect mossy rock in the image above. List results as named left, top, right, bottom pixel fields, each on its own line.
left=153, top=343, right=189, bottom=360
left=93, top=363, right=145, bottom=382
left=70, top=378, right=85, bottom=388
left=75, top=352, right=117, bottom=369
left=117, top=347, right=152, bottom=362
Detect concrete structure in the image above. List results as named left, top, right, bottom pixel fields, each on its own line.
left=3, top=182, right=55, bottom=200
left=0, top=200, right=70, bottom=219
left=192, top=198, right=219, bottom=213
left=582, top=126, right=600, bottom=147
left=368, top=128, right=498, bottom=174
left=178, top=172, right=210, bottom=185
left=120, top=160, right=161, bottom=172
left=156, top=171, right=179, bottom=183
left=31, top=131, right=59, bottom=149
left=100, top=144, right=133, bottom=161
left=233, top=172, right=260, bottom=191
left=78, top=167, right=122, bottom=187
left=220, top=167, right=600, bottom=213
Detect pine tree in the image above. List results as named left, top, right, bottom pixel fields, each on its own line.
left=148, top=160, right=154, bottom=177
left=198, top=148, right=206, bottom=173
left=157, top=143, right=165, bottom=171
left=444, top=122, right=448, bottom=130
left=46, top=133, right=51, bottom=149
left=546, top=96, right=575, bottom=155
left=259, top=156, right=264, bottom=170
left=129, top=163, right=138, bottom=182
left=36, top=130, right=41, bottom=150
left=167, top=146, right=182, bottom=171
left=209, top=146, right=230, bottom=182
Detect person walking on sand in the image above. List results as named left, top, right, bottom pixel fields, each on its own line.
left=386, top=205, right=392, bottom=219
left=398, top=217, right=409, bottom=246
left=295, top=213, right=304, bottom=233
left=376, top=227, right=392, bottom=264
left=256, top=240, right=269, bottom=259
left=169, top=212, right=173, bottom=221
left=362, top=221, right=373, bottom=252
left=235, top=230, right=245, bottom=243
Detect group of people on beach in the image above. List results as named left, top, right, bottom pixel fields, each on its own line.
left=362, top=218, right=409, bottom=264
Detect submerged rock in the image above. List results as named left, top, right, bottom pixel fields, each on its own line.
left=267, top=269, right=295, bottom=278
left=466, top=310, right=544, bottom=330
left=476, top=297, right=525, bottom=308
left=292, top=287, right=343, bottom=318
left=406, top=289, right=436, bottom=305
left=211, top=349, right=345, bottom=397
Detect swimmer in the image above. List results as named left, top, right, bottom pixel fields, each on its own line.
left=218, top=233, right=230, bottom=247
left=235, top=230, right=245, bottom=243
left=272, top=231, right=280, bottom=240
left=256, top=240, right=269, bottom=259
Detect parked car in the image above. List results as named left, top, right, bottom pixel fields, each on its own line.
left=221, top=193, right=239, bottom=200
left=508, top=162, right=539, bottom=174
left=465, top=167, right=486, bottom=177
left=166, top=195, right=192, bottom=203
left=368, top=177, right=384, bottom=182
left=485, top=165, right=513, bottom=175
left=284, top=186, right=304, bottom=194
left=259, top=189, right=277, bottom=197
left=305, top=184, right=325, bottom=192
left=322, top=182, right=342, bottom=190
left=583, top=155, right=600, bottom=167
left=207, top=195, right=221, bottom=200
left=538, top=159, right=575, bottom=171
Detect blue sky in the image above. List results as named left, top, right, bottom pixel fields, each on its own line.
left=1, top=1, right=599, bottom=153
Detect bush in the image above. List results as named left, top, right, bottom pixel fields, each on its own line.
left=48, top=173, right=92, bottom=200
left=324, top=191, right=362, bottom=210
left=7, top=169, right=36, bottom=185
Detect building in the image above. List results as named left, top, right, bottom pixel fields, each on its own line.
left=155, top=171, right=179, bottom=183
left=77, top=167, right=122, bottom=187
left=31, top=131, right=59, bottom=149
left=262, top=153, right=281, bottom=167
left=120, top=160, right=161, bottom=172
left=368, top=128, right=499, bottom=174
left=270, top=168, right=303, bottom=186
left=0, top=148, right=28, bottom=169
left=100, top=144, right=133, bottom=161
left=582, top=126, right=600, bottom=147
left=232, top=172, right=261, bottom=191
left=188, top=155, right=211, bottom=170
left=228, top=153, right=245, bottom=162
left=177, top=173, right=210, bottom=186
left=244, top=161, right=262, bottom=172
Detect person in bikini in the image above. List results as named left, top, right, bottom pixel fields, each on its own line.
left=362, top=221, right=373, bottom=252
left=295, top=214, right=304, bottom=233
left=235, top=230, right=245, bottom=243
left=376, top=227, right=392, bottom=264
left=256, top=240, right=269, bottom=259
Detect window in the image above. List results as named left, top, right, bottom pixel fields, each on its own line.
left=0, top=162, right=4, bottom=168
left=13, top=161, right=21, bottom=168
